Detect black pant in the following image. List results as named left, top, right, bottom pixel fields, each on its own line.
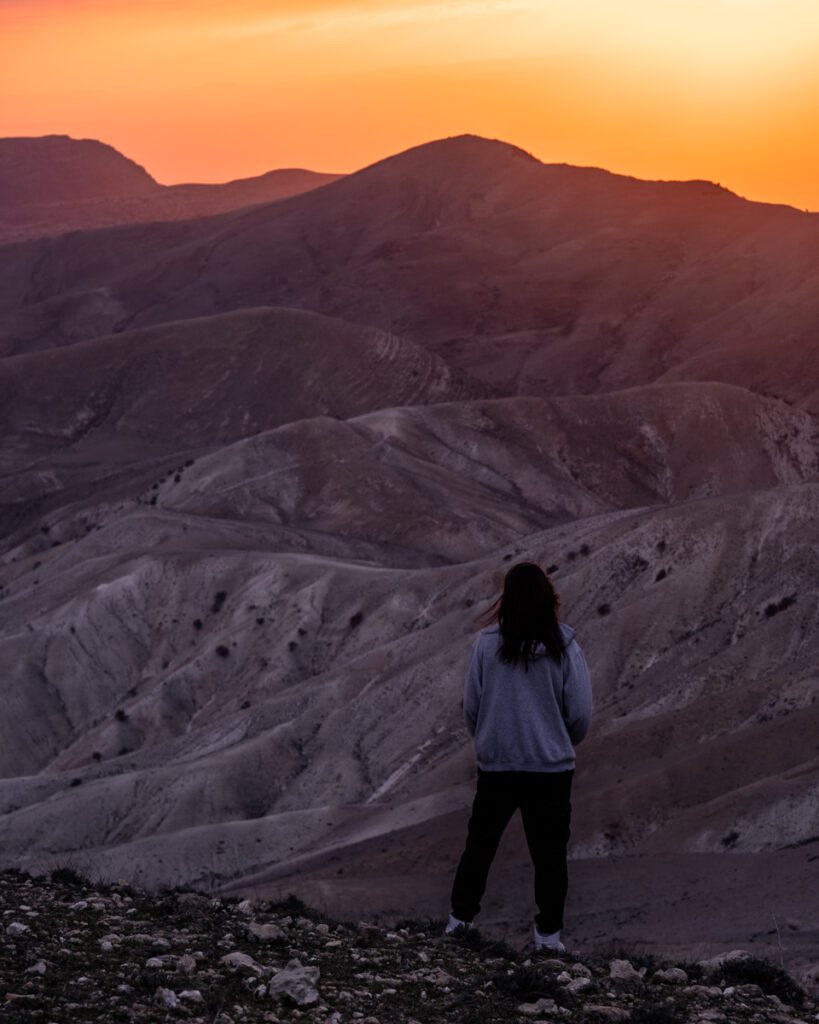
left=450, top=768, right=573, bottom=933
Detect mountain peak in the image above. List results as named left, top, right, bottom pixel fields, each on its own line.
left=0, top=134, right=158, bottom=206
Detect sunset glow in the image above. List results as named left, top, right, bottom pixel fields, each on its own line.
left=3, top=0, right=819, bottom=209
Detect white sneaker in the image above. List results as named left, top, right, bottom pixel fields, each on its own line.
left=533, top=924, right=565, bottom=952
left=444, top=912, right=474, bottom=935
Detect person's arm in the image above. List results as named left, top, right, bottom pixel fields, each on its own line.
left=562, top=638, right=592, bottom=744
left=463, top=634, right=483, bottom=738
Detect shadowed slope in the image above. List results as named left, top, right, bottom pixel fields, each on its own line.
left=0, top=135, right=341, bottom=244
left=1, top=134, right=817, bottom=412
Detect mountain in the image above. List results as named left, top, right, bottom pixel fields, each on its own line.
left=0, top=134, right=817, bottom=414
left=0, top=135, right=159, bottom=204
left=0, top=377, right=816, bottom=975
left=0, top=133, right=817, bottom=976
left=0, top=135, right=341, bottom=244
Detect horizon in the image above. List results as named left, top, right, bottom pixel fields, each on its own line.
left=9, top=129, right=818, bottom=216
left=3, top=0, right=819, bottom=212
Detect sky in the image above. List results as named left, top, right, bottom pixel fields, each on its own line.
left=2, top=0, right=819, bottom=210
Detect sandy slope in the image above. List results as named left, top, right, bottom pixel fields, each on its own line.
left=0, top=382, right=816, bottom=971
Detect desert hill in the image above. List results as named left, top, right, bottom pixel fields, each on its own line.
left=0, top=305, right=480, bottom=451
left=0, top=377, right=816, bottom=975
left=1, top=133, right=817, bottom=978
left=0, top=135, right=159, bottom=205
left=0, top=134, right=817, bottom=414
left=0, top=135, right=340, bottom=244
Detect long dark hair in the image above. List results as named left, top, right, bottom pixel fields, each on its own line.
left=477, top=562, right=565, bottom=669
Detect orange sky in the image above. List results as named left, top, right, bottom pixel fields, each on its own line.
left=3, top=0, right=819, bottom=210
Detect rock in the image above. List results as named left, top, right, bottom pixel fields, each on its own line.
left=179, top=989, right=203, bottom=1003
left=268, top=958, right=320, bottom=1007
left=697, top=950, right=754, bottom=976
left=584, top=1007, right=630, bottom=1022
left=178, top=953, right=197, bottom=975
left=566, top=975, right=593, bottom=994
left=608, top=959, right=645, bottom=983
left=246, top=921, right=286, bottom=941
left=220, top=951, right=264, bottom=975
left=5, top=921, right=30, bottom=937
left=652, top=967, right=688, bottom=984
left=686, top=984, right=723, bottom=998
left=518, top=996, right=557, bottom=1015
left=236, top=899, right=254, bottom=915
left=25, top=960, right=47, bottom=975
left=69, top=900, right=88, bottom=911
left=155, top=986, right=180, bottom=1009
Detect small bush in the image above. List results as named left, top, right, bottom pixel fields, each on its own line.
left=597, top=603, right=611, bottom=616
left=288, top=640, right=298, bottom=652
left=657, top=539, right=667, bottom=552
left=721, top=829, right=740, bottom=848
left=49, top=866, right=86, bottom=886
left=546, top=563, right=559, bottom=574
left=256, top=617, right=265, bottom=625
left=567, top=550, right=577, bottom=561
left=490, top=963, right=562, bottom=999
left=580, top=544, right=590, bottom=556
left=719, top=957, right=805, bottom=1006
left=215, top=645, right=230, bottom=658
left=212, top=590, right=228, bottom=613
left=631, top=1002, right=688, bottom=1024
left=765, top=594, right=797, bottom=617
left=91, top=751, right=102, bottom=762
left=69, top=777, right=83, bottom=787
left=114, top=708, right=128, bottom=722
left=349, top=611, right=364, bottom=628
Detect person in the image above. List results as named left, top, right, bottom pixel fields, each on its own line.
left=445, top=561, right=593, bottom=952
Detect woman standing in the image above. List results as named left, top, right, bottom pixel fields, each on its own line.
left=446, top=562, right=593, bottom=952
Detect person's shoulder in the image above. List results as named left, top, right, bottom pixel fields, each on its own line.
left=559, top=622, right=578, bottom=646
left=476, top=624, right=500, bottom=643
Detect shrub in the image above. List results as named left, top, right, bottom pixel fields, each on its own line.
left=721, top=829, right=739, bottom=848
left=215, top=645, right=230, bottom=658
left=91, top=751, right=102, bottom=762
left=114, top=708, right=128, bottom=722
left=597, top=603, right=611, bottom=616
left=631, top=1002, right=688, bottom=1024
left=655, top=568, right=667, bottom=581
left=349, top=611, right=364, bottom=628
left=490, top=963, right=562, bottom=999
left=546, top=564, right=559, bottom=574
left=719, top=958, right=805, bottom=1006
left=49, top=866, right=86, bottom=886
left=69, top=778, right=83, bottom=787
left=212, top=590, right=228, bottom=613
left=580, top=544, right=590, bottom=555
left=765, top=594, right=797, bottom=617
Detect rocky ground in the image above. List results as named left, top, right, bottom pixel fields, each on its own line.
left=0, top=868, right=815, bottom=1024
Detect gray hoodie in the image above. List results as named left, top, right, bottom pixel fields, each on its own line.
left=463, top=622, right=593, bottom=772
